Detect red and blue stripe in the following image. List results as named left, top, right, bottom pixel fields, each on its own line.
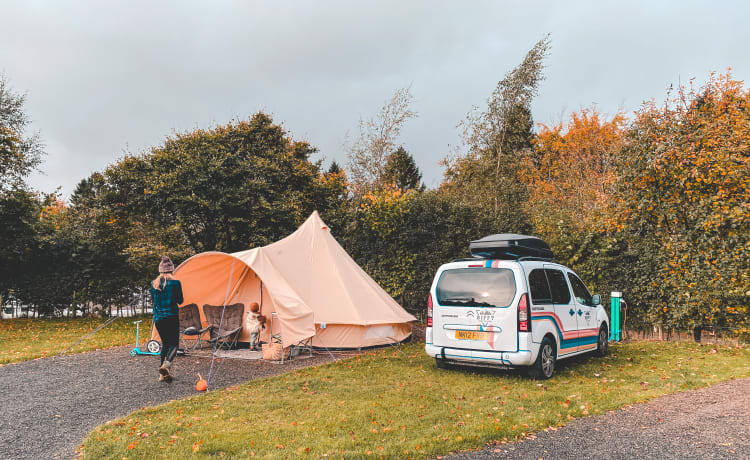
left=531, top=311, right=598, bottom=353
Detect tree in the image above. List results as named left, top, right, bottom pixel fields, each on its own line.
left=442, top=35, right=550, bottom=232
left=341, top=187, right=492, bottom=315
left=99, top=113, right=345, bottom=278
left=0, top=75, right=45, bottom=308
left=0, top=189, right=42, bottom=303
left=0, top=75, right=44, bottom=192
left=616, top=72, right=750, bottom=334
left=346, top=87, right=417, bottom=193
left=520, top=108, right=629, bottom=297
left=382, top=146, right=423, bottom=191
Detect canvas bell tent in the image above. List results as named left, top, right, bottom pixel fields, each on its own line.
left=160, top=212, right=416, bottom=349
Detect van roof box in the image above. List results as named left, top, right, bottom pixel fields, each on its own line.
left=469, top=234, right=554, bottom=260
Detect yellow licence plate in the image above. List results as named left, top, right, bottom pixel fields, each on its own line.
left=455, top=330, right=489, bottom=340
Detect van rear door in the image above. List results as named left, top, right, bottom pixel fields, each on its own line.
left=432, top=264, right=518, bottom=353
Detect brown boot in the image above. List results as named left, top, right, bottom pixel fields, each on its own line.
left=159, top=360, right=173, bottom=382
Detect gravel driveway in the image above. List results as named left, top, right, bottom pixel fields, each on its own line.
left=0, top=347, right=336, bottom=460
left=446, top=377, right=750, bottom=460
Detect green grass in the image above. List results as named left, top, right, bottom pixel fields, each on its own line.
left=80, top=341, right=750, bottom=459
left=0, top=317, right=150, bottom=365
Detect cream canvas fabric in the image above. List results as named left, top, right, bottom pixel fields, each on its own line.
left=162, top=212, right=416, bottom=348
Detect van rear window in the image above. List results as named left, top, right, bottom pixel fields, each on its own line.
left=436, top=268, right=516, bottom=307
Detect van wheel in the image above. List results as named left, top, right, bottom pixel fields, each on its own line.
left=435, top=357, right=452, bottom=370
left=595, top=325, right=609, bottom=357
left=529, top=337, right=556, bottom=379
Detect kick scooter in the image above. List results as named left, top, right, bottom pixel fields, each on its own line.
left=130, top=320, right=162, bottom=356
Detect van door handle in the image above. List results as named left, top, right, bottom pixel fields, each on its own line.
left=577, top=309, right=583, bottom=316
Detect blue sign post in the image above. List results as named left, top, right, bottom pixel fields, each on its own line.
left=609, top=291, right=622, bottom=341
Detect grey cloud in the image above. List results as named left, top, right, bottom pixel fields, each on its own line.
left=1, top=0, right=747, bottom=196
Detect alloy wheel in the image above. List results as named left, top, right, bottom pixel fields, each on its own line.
left=541, top=344, right=554, bottom=378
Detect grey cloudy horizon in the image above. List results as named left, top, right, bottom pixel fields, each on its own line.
left=2, top=0, right=748, bottom=198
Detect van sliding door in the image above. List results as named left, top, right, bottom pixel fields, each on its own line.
left=542, top=266, right=578, bottom=354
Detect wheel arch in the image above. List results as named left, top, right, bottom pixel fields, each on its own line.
left=543, top=332, right=557, bottom=355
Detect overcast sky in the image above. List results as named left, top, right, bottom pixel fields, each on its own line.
left=2, top=1, right=748, bottom=198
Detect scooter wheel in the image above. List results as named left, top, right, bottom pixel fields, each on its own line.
left=130, top=349, right=137, bottom=357
left=146, top=340, right=162, bottom=354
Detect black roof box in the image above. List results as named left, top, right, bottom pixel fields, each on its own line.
left=469, top=234, right=554, bottom=260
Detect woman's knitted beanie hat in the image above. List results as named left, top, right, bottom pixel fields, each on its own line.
left=158, top=255, right=175, bottom=273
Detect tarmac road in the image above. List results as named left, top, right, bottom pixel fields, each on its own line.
left=445, top=377, right=750, bottom=460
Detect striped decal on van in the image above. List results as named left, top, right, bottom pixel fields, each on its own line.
left=531, top=311, right=599, bottom=352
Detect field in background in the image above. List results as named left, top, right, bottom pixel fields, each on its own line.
left=0, top=317, right=149, bottom=365
left=81, top=340, right=750, bottom=459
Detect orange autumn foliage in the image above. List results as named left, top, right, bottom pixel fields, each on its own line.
left=522, top=108, right=626, bottom=239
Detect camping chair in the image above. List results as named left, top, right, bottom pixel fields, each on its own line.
left=204, top=303, right=244, bottom=351
left=179, top=303, right=211, bottom=352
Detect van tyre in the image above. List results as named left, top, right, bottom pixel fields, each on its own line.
left=595, top=325, right=609, bottom=357
left=529, top=337, right=556, bottom=379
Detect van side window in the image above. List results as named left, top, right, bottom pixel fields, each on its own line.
left=528, top=269, right=552, bottom=305
left=567, top=273, right=593, bottom=306
left=545, top=269, right=571, bottom=305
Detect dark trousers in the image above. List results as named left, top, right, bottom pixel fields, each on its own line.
left=154, top=316, right=179, bottom=365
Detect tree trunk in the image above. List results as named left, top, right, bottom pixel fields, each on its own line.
left=693, top=327, right=702, bottom=343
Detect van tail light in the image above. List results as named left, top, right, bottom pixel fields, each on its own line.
left=427, top=294, right=433, bottom=327
left=518, top=293, right=530, bottom=332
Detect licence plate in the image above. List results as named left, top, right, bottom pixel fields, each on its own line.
left=455, top=330, right=489, bottom=340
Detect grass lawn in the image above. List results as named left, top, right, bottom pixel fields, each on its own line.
left=80, top=340, right=750, bottom=459
left=0, top=317, right=149, bottom=365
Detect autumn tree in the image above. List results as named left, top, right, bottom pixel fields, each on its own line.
left=382, top=146, right=424, bottom=191
left=346, top=87, right=417, bottom=193
left=442, top=35, right=550, bottom=232
left=617, top=72, right=750, bottom=334
left=521, top=108, right=629, bottom=296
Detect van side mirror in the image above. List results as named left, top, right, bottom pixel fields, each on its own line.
left=592, top=294, right=601, bottom=306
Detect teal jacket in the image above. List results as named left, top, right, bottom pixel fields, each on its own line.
left=150, top=279, right=183, bottom=322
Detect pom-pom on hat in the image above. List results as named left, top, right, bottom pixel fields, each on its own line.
left=158, top=255, right=175, bottom=273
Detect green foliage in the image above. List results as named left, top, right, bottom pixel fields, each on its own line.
left=0, top=75, right=47, bottom=304
left=443, top=35, right=550, bottom=233
left=382, top=146, right=424, bottom=191
left=343, top=188, right=492, bottom=314
left=97, top=112, right=346, bottom=283
left=347, top=87, right=417, bottom=193
left=0, top=189, right=42, bottom=300
left=0, top=76, right=43, bottom=191
left=616, top=73, right=750, bottom=332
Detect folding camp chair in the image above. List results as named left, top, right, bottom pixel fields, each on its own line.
left=179, top=303, right=211, bottom=352
left=204, top=303, right=244, bottom=351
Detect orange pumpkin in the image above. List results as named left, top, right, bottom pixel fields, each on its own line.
left=196, top=373, right=208, bottom=392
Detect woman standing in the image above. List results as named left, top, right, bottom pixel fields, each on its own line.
left=150, top=255, right=183, bottom=383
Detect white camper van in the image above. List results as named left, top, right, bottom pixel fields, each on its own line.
left=424, top=234, right=609, bottom=379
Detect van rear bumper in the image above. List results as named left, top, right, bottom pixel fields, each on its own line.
left=425, top=343, right=534, bottom=367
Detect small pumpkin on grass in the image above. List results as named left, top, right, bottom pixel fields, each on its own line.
left=196, top=373, right=208, bottom=392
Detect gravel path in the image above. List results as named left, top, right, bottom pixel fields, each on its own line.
left=0, top=347, right=336, bottom=460
left=446, top=377, right=750, bottom=460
